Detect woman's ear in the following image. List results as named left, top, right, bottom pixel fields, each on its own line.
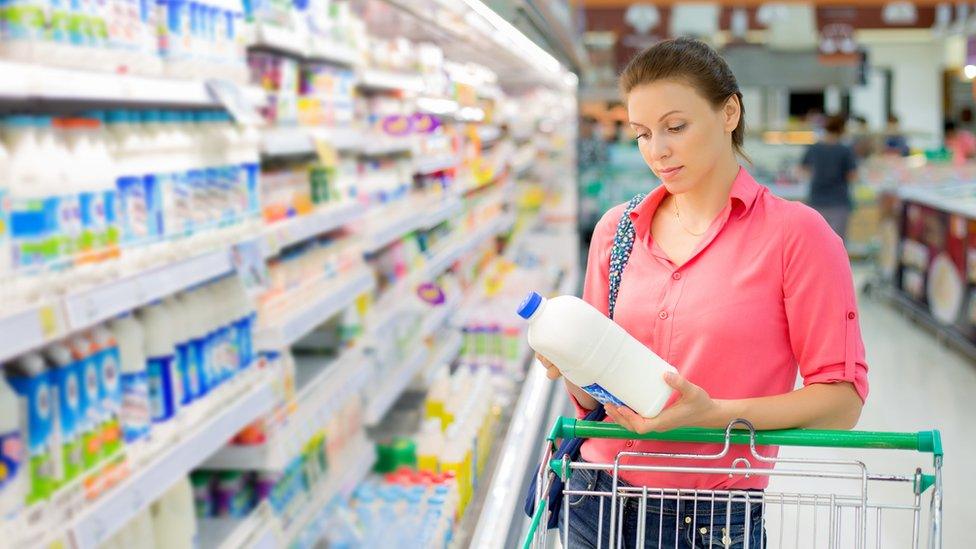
left=724, top=95, right=741, bottom=133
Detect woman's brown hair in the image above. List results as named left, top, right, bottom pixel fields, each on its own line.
left=620, top=37, right=747, bottom=160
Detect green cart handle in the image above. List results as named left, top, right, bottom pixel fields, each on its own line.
left=548, top=417, right=944, bottom=457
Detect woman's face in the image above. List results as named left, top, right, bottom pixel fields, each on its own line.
left=627, top=79, right=739, bottom=195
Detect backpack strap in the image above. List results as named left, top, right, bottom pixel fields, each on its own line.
left=608, top=193, right=646, bottom=320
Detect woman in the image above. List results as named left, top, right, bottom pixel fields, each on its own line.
left=800, top=115, right=858, bottom=240
left=537, top=38, right=868, bottom=548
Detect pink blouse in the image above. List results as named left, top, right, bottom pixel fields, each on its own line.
left=574, top=167, right=868, bottom=490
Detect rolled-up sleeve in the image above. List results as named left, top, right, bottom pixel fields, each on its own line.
left=782, top=205, right=869, bottom=402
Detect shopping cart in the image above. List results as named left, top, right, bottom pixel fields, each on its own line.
left=523, top=417, right=943, bottom=549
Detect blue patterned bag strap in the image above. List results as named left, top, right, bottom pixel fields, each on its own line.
left=608, top=193, right=646, bottom=320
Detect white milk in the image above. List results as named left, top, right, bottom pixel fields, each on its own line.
left=517, top=292, right=676, bottom=418
left=110, top=314, right=151, bottom=443
left=151, top=476, right=197, bottom=548
left=138, top=303, right=180, bottom=422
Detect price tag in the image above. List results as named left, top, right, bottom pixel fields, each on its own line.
left=38, top=304, right=61, bottom=339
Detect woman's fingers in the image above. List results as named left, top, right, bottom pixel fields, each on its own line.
left=536, top=354, right=562, bottom=379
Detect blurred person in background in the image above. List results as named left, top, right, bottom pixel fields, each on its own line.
left=800, top=115, right=858, bottom=241
left=849, top=115, right=874, bottom=161
left=883, top=114, right=910, bottom=156
left=578, top=116, right=608, bottom=168
left=945, top=118, right=976, bottom=166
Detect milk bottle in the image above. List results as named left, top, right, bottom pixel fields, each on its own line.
left=89, top=327, right=124, bottom=457
left=0, top=372, right=26, bottom=517
left=110, top=314, right=151, bottom=443
left=44, top=343, right=84, bottom=482
left=517, top=292, right=676, bottom=418
left=8, top=353, right=60, bottom=502
left=139, top=303, right=180, bottom=422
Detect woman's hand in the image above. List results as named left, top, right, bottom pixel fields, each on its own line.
left=536, top=353, right=562, bottom=380
left=605, top=371, right=719, bottom=434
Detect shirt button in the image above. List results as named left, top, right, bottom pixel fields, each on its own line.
left=625, top=440, right=634, bottom=447
left=672, top=272, right=682, bottom=280
left=848, top=312, right=856, bottom=319
left=659, top=311, right=669, bottom=320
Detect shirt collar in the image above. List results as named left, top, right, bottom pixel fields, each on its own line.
left=629, top=166, right=764, bottom=237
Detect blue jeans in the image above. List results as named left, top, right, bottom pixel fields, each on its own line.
left=559, top=466, right=765, bottom=549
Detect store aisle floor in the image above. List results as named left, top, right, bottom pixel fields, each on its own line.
left=767, top=267, right=973, bottom=548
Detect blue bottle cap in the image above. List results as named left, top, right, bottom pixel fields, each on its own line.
left=517, top=291, right=544, bottom=320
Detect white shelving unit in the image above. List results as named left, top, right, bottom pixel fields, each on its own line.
left=414, top=154, right=458, bottom=175
left=202, top=346, right=372, bottom=470
left=262, top=201, right=363, bottom=257
left=364, top=343, right=431, bottom=425
left=357, top=68, right=425, bottom=93
left=63, top=367, right=278, bottom=549
left=361, top=204, right=424, bottom=254
left=261, top=126, right=366, bottom=157
left=254, top=268, right=375, bottom=351
left=0, top=242, right=245, bottom=364
left=251, top=23, right=361, bottom=68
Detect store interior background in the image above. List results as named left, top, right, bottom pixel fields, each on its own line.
left=0, top=0, right=973, bottom=547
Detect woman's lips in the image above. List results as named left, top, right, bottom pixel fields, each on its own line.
left=658, top=166, right=683, bottom=180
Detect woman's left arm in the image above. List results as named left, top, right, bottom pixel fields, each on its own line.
left=606, top=373, right=863, bottom=433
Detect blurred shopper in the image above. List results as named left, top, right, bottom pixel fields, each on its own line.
left=577, top=116, right=608, bottom=168
left=800, top=115, right=858, bottom=240
left=883, top=114, right=910, bottom=156
left=945, top=119, right=976, bottom=166
left=849, top=115, right=874, bottom=160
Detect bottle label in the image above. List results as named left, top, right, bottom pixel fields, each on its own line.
left=581, top=383, right=626, bottom=408
left=80, top=357, right=103, bottom=465
left=53, top=365, right=83, bottom=479
left=147, top=355, right=176, bottom=422
left=120, top=371, right=151, bottom=442
left=8, top=374, right=56, bottom=502
left=117, top=176, right=149, bottom=244
left=176, top=341, right=197, bottom=405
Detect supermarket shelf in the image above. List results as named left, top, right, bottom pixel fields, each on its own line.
left=427, top=331, right=463, bottom=371
left=202, top=347, right=372, bottom=470
left=365, top=344, right=431, bottom=425
left=260, top=126, right=314, bottom=156
left=0, top=60, right=229, bottom=105
left=414, top=154, right=458, bottom=175
left=360, top=137, right=413, bottom=156
left=468, top=353, right=559, bottom=549
left=199, top=501, right=281, bottom=549
left=362, top=205, right=423, bottom=253
left=419, top=197, right=463, bottom=231
left=263, top=201, right=363, bottom=257
left=282, top=435, right=376, bottom=544
left=357, top=68, right=425, bottom=93
left=478, top=125, right=502, bottom=145
left=250, top=23, right=360, bottom=67
left=69, top=367, right=278, bottom=549
left=0, top=244, right=240, bottom=364
left=261, top=126, right=366, bottom=157
left=255, top=268, right=376, bottom=350
left=418, top=295, right=462, bottom=341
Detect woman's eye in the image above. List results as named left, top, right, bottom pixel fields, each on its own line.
left=667, top=124, right=686, bottom=133
left=635, top=133, right=650, bottom=141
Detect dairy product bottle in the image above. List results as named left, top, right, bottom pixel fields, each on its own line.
left=8, top=353, right=60, bottom=502
left=110, top=314, right=151, bottom=443
left=139, top=304, right=180, bottom=422
left=177, top=290, right=209, bottom=398
left=163, top=296, right=197, bottom=405
left=0, top=372, right=26, bottom=518
left=44, top=344, right=85, bottom=482
left=63, top=117, right=116, bottom=273
left=4, top=117, right=57, bottom=285
left=416, top=419, right=443, bottom=473
left=225, top=276, right=255, bottom=370
left=517, top=292, right=676, bottom=418
left=89, top=327, right=124, bottom=457
left=43, top=118, right=79, bottom=270
left=151, top=477, right=197, bottom=548
left=71, top=334, right=104, bottom=467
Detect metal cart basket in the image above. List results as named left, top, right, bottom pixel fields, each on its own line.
left=524, top=417, right=943, bottom=549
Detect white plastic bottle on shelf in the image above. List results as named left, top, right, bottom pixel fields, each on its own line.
left=115, top=507, right=157, bottom=549
left=42, top=118, right=79, bottom=282
left=204, top=282, right=234, bottom=383
left=8, top=353, right=60, bottom=503
left=139, top=303, right=180, bottom=423
left=151, top=476, right=197, bottom=548
left=178, top=290, right=212, bottom=398
left=517, top=291, right=677, bottom=418
left=44, top=343, right=84, bottom=482
left=110, top=313, right=151, bottom=445
left=225, top=276, right=256, bottom=370
left=0, top=372, right=26, bottom=518
left=163, top=296, right=198, bottom=406
left=89, top=325, right=124, bottom=458
left=416, top=418, right=444, bottom=473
